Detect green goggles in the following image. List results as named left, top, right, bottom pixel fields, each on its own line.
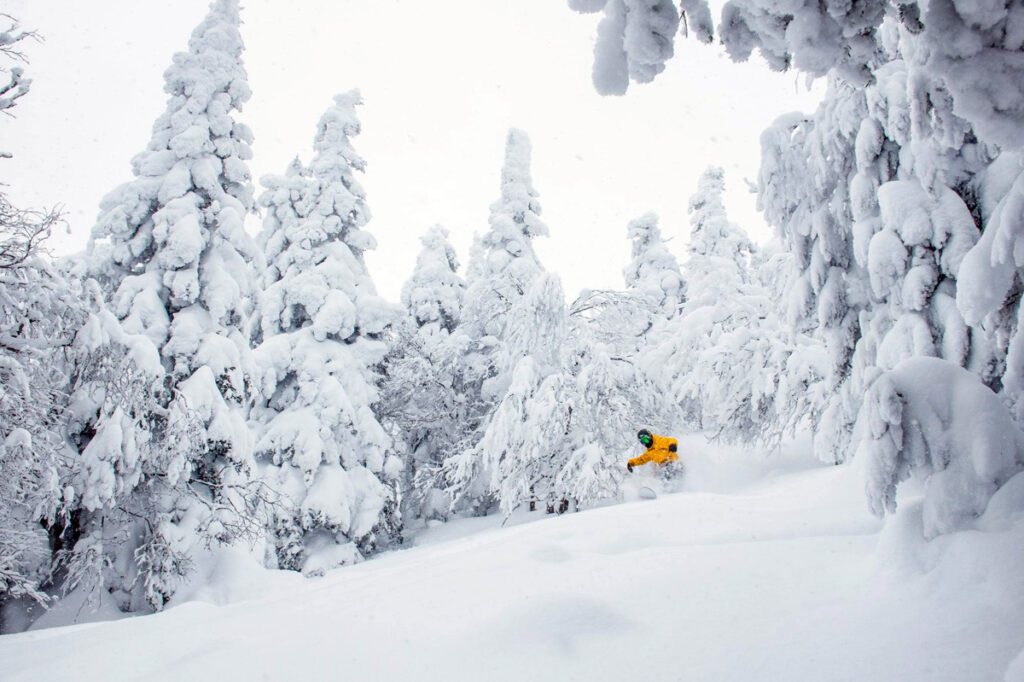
left=639, top=434, right=653, bottom=447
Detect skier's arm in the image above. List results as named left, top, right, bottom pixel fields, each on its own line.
left=628, top=452, right=653, bottom=468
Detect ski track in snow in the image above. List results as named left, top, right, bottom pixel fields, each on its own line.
left=3, top=453, right=1023, bottom=682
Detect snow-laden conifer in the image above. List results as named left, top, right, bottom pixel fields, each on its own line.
left=441, top=130, right=551, bottom=514
left=644, top=168, right=825, bottom=443
left=686, top=166, right=752, bottom=289
left=85, top=0, right=260, bottom=606
left=462, top=128, right=547, bottom=342
left=401, top=225, right=465, bottom=335
left=623, top=212, right=685, bottom=320
left=455, top=273, right=662, bottom=516
left=382, top=226, right=471, bottom=522
left=252, top=91, right=401, bottom=575
left=472, top=274, right=572, bottom=516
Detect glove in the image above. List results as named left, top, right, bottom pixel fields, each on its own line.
left=627, top=463, right=634, bottom=473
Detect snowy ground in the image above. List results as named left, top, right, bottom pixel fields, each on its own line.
left=3, top=437, right=1024, bottom=681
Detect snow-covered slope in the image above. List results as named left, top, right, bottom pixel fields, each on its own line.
left=3, top=441, right=1023, bottom=681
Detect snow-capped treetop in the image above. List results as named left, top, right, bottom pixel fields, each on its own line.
left=687, top=166, right=753, bottom=266
left=161, top=0, right=252, bottom=209
left=463, top=129, right=549, bottom=338
left=258, top=91, right=392, bottom=342
left=464, top=231, right=486, bottom=284
left=623, top=212, right=685, bottom=319
left=488, top=127, right=548, bottom=252
left=306, top=90, right=377, bottom=258
left=401, top=225, right=465, bottom=333
left=90, top=0, right=257, bottom=353
left=312, top=90, right=365, bottom=172
left=258, top=157, right=308, bottom=289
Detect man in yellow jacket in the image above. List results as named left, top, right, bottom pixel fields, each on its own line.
left=627, top=429, right=679, bottom=472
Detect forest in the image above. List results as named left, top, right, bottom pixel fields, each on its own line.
left=1, top=1, right=1023, bottom=678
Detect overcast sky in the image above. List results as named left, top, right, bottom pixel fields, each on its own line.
left=5, top=0, right=821, bottom=302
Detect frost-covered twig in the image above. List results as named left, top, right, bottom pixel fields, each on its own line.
left=0, top=194, right=63, bottom=268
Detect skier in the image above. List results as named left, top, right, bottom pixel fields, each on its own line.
left=627, top=429, right=679, bottom=473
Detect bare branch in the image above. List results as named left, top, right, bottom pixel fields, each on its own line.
left=0, top=193, right=63, bottom=268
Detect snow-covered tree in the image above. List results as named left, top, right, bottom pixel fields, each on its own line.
left=686, top=167, right=752, bottom=291
left=440, top=130, right=552, bottom=515
left=452, top=273, right=665, bottom=517
left=468, top=274, right=572, bottom=516
left=58, top=274, right=197, bottom=614
left=557, top=343, right=663, bottom=505
left=643, top=167, right=825, bottom=443
left=0, top=231, right=78, bottom=614
left=381, top=226, right=471, bottom=522
left=0, top=14, right=36, bottom=132
left=85, top=0, right=261, bottom=605
left=623, top=212, right=685, bottom=321
left=447, top=272, right=562, bottom=513
left=462, top=128, right=548, bottom=342
left=253, top=91, right=401, bottom=576
left=401, top=225, right=464, bottom=335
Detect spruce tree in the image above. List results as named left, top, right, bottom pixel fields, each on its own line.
left=85, top=0, right=260, bottom=608
left=401, top=225, right=465, bottom=335
left=462, top=128, right=548, bottom=342
left=382, top=226, right=469, bottom=523
left=443, top=129, right=550, bottom=513
left=623, top=212, right=685, bottom=320
left=252, top=91, right=401, bottom=575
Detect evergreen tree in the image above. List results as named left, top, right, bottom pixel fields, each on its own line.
left=474, top=274, right=572, bottom=516
left=252, top=91, right=401, bottom=576
left=401, top=226, right=465, bottom=335
left=442, top=129, right=550, bottom=514
left=623, top=212, right=685, bottom=320
left=644, top=168, right=825, bottom=443
left=381, top=226, right=470, bottom=523
left=85, top=0, right=261, bottom=607
left=685, top=166, right=752, bottom=301
left=462, top=128, right=548, bottom=342
left=459, top=273, right=663, bottom=517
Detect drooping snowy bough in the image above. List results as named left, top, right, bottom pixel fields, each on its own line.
left=860, top=357, right=1024, bottom=537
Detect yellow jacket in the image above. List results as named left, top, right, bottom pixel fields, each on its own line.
left=628, top=433, right=679, bottom=468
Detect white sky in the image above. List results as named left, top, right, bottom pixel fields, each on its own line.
left=4, top=0, right=821, bottom=302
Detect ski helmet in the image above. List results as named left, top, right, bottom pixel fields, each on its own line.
left=637, top=429, right=653, bottom=448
